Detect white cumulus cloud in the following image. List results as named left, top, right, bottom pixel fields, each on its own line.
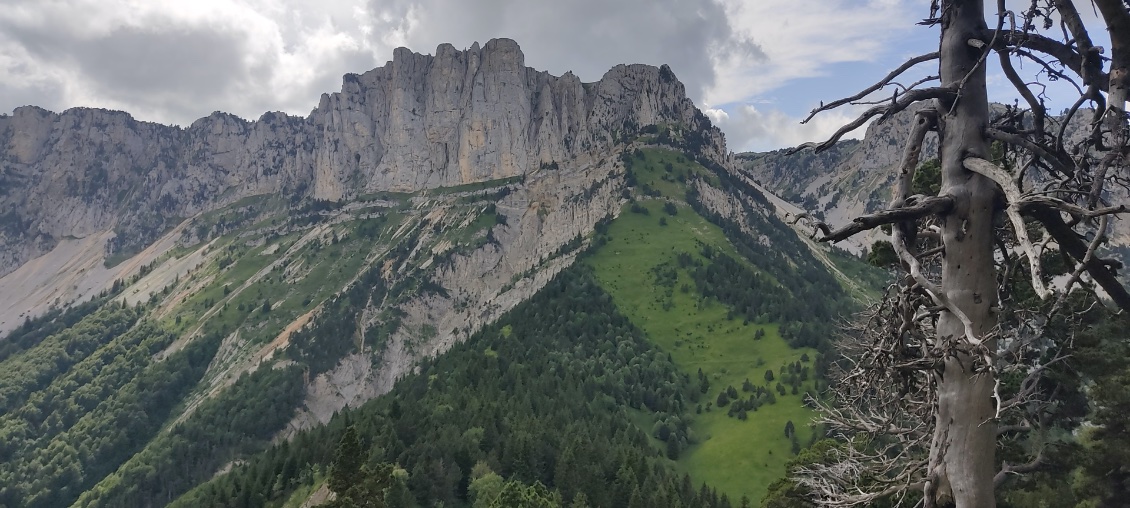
left=0, top=0, right=926, bottom=151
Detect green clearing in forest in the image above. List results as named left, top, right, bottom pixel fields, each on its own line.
left=587, top=148, right=819, bottom=505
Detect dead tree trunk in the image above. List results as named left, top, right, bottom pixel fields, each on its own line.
left=926, top=2, right=998, bottom=506
left=1096, top=0, right=1130, bottom=151
left=786, top=1, right=1130, bottom=506
left=1096, top=0, right=1129, bottom=113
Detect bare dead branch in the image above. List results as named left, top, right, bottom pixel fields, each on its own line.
left=984, top=127, right=1075, bottom=177
left=964, top=157, right=1053, bottom=299
left=1054, top=0, right=1106, bottom=92
left=985, top=29, right=1109, bottom=91
left=1029, top=206, right=1130, bottom=312
left=1050, top=215, right=1110, bottom=318
left=892, top=223, right=980, bottom=348
left=818, top=197, right=954, bottom=243
left=1000, top=354, right=1073, bottom=411
left=789, top=87, right=956, bottom=154
left=787, top=211, right=833, bottom=239
left=1088, top=151, right=1120, bottom=208
left=1017, top=49, right=1086, bottom=95
left=996, top=48, right=1047, bottom=135
left=1017, top=196, right=1129, bottom=219
left=994, top=450, right=1045, bottom=488
left=895, top=111, right=939, bottom=207
left=850, top=76, right=942, bottom=106
left=801, top=52, right=940, bottom=124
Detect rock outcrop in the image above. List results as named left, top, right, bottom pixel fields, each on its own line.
left=738, top=105, right=940, bottom=253
left=738, top=104, right=1130, bottom=254
left=0, top=38, right=727, bottom=279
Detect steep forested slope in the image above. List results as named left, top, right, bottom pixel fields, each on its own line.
left=0, top=40, right=883, bottom=508
left=163, top=266, right=722, bottom=508
left=144, top=142, right=876, bottom=507
left=0, top=139, right=872, bottom=508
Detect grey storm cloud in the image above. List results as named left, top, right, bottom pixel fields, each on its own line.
left=368, top=0, right=765, bottom=103
left=0, top=9, right=263, bottom=123
left=15, top=24, right=250, bottom=104
left=0, top=67, right=63, bottom=113
left=0, top=0, right=763, bottom=127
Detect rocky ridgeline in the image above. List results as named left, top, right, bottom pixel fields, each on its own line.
left=738, top=105, right=939, bottom=253
left=0, top=38, right=729, bottom=278
left=737, top=104, right=1130, bottom=254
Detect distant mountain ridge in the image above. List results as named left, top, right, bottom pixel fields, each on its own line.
left=737, top=104, right=1130, bottom=256
left=0, top=38, right=728, bottom=280
left=737, top=104, right=939, bottom=254
left=0, top=39, right=751, bottom=442
left=0, top=38, right=733, bottom=340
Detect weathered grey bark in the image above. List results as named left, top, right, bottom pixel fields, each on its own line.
left=1095, top=0, right=1130, bottom=141
left=787, top=2, right=1130, bottom=507
left=1095, top=0, right=1130, bottom=111
left=926, top=1, right=998, bottom=507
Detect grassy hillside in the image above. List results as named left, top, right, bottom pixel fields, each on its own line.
left=587, top=148, right=843, bottom=504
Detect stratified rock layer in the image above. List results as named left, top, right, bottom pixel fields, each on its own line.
left=0, top=38, right=728, bottom=277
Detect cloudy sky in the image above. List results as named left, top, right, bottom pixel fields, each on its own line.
left=0, top=0, right=1093, bottom=152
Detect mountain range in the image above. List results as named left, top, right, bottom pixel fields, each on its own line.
left=0, top=39, right=879, bottom=507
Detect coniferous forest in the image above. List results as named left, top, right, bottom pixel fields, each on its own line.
left=171, top=266, right=740, bottom=508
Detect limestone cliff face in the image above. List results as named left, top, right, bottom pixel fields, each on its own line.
left=0, top=38, right=726, bottom=278
left=282, top=156, right=629, bottom=434
left=308, top=39, right=723, bottom=198
left=0, top=107, right=311, bottom=277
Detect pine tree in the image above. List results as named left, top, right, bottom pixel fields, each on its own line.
left=568, top=491, right=590, bottom=508
left=666, top=436, right=680, bottom=460
left=328, top=427, right=364, bottom=496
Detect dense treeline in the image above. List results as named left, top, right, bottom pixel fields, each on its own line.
left=991, top=310, right=1130, bottom=507
left=0, top=295, right=304, bottom=508
left=171, top=267, right=747, bottom=508
left=0, top=305, right=139, bottom=411
left=0, top=296, right=108, bottom=363
left=688, top=245, right=835, bottom=333
left=0, top=307, right=221, bottom=507
left=1065, top=314, right=1130, bottom=506
left=75, top=364, right=305, bottom=507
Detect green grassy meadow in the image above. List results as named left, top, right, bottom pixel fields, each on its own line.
left=155, top=147, right=830, bottom=504
left=587, top=149, right=820, bottom=504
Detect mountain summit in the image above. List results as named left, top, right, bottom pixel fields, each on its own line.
left=0, top=39, right=731, bottom=335
left=0, top=38, right=727, bottom=278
